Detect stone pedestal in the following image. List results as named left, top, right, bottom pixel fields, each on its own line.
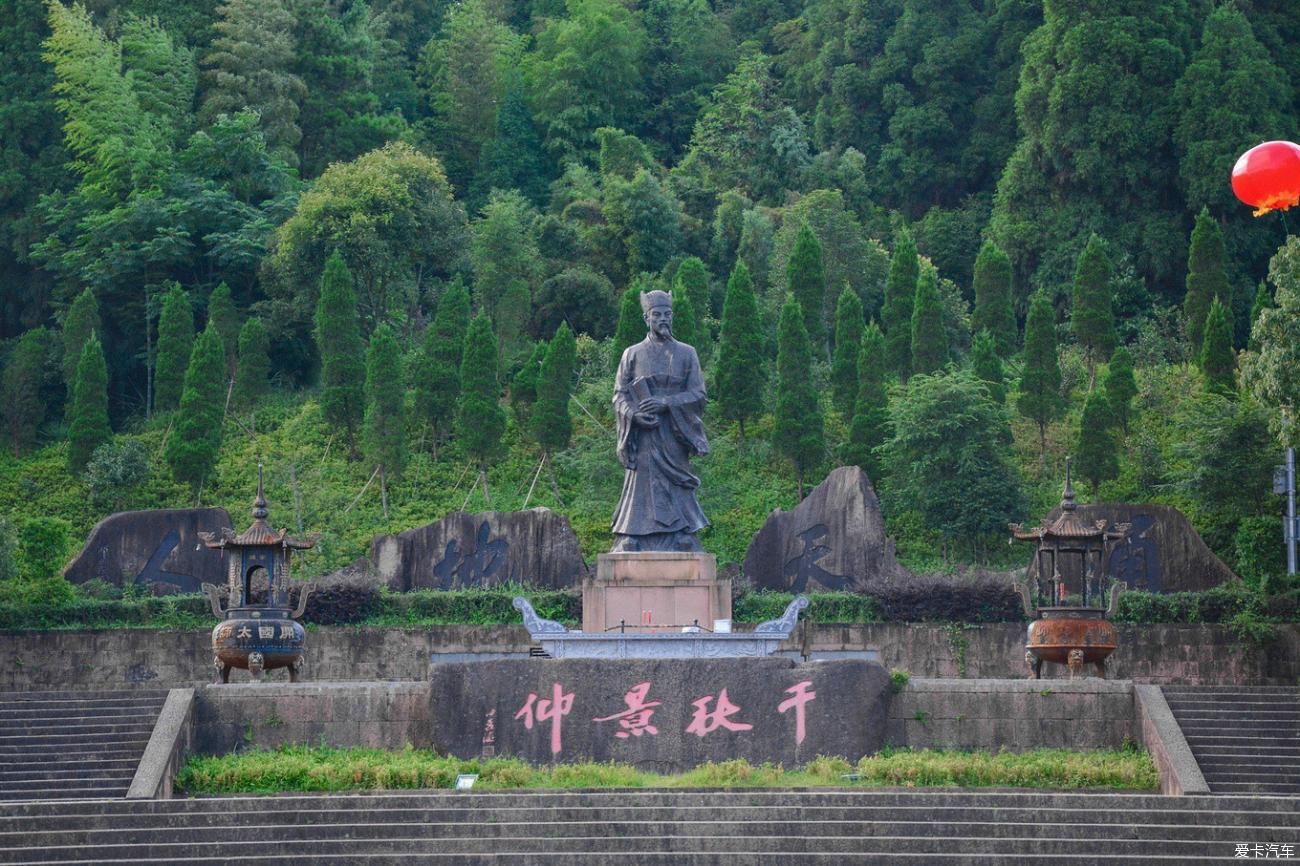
left=583, top=552, right=729, bottom=634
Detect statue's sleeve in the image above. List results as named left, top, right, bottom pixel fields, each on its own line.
left=613, top=346, right=637, bottom=469
left=666, top=345, right=710, bottom=456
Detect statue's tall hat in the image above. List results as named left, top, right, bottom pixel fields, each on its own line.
left=639, top=290, right=672, bottom=314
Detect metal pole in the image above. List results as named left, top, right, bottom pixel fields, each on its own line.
left=1288, top=447, right=1297, bottom=576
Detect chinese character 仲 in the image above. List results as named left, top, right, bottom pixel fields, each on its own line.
left=777, top=680, right=817, bottom=745
left=593, top=681, right=662, bottom=738
left=514, top=682, right=575, bottom=755
left=685, top=688, right=753, bottom=738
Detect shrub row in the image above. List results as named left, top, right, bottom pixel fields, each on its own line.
left=732, top=581, right=1023, bottom=625
left=1, top=582, right=1295, bottom=630
left=176, top=744, right=1157, bottom=794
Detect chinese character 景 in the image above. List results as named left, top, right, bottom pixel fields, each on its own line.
left=593, top=681, right=662, bottom=738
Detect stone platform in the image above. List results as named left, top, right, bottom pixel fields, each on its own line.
left=582, top=552, right=730, bottom=634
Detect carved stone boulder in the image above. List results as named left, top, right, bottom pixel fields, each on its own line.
left=63, top=508, right=233, bottom=594
left=1027, top=503, right=1238, bottom=593
left=369, top=507, right=588, bottom=592
left=430, top=657, right=891, bottom=771
left=743, top=466, right=909, bottom=592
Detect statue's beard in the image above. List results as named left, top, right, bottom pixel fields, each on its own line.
left=653, top=322, right=673, bottom=339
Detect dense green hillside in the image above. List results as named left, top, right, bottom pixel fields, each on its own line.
left=0, top=0, right=1297, bottom=594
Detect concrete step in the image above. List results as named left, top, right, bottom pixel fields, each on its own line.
left=1170, top=707, right=1300, bottom=722
left=5, top=792, right=1300, bottom=828
left=0, top=761, right=141, bottom=775
left=1206, top=780, right=1300, bottom=790
left=0, top=835, right=1277, bottom=862
left=1182, top=735, right=1300, bottom=750
left=0, top=738, right=152, bottom=755
left=6, top=815, right=1297, bottom=849
left=0, top=706, right=161, bottom=722
left=0, top=748, right=144, bottom=762
left=1163, top=686, right=1300, bottom=694
left=0, top=691, right=170, bottom=702
left=7, top=804, right=1299, bottom=835
left=0, top=777, right=132, bottom=796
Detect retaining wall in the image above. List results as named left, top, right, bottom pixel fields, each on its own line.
left=2, top=622, right=1295, bottom=691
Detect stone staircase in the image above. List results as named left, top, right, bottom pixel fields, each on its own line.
left=1164, top=685, right=1300, bottom=795
left=0, top=690, right=169, bottom=801
left=0, top=789, right=1297, bottom=863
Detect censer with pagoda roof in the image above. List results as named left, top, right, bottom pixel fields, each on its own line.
left=1010, top=459, right=1129, bottom=679
left=200, top=467, right=318, bottom=682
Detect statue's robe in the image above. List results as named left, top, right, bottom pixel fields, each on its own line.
left=610, top=336, right=710, bottom=545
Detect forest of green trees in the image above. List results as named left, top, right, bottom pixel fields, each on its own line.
left=1, top=0, right=1299, bottom=589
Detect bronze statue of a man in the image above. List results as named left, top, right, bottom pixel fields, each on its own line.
left=610, top=290, right=710, bottom=552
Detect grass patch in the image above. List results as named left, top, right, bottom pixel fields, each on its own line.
left=176, top=744, right=1157, bottom=795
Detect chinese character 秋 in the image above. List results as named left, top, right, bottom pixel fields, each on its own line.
left=594, top=681, right=662, bottom=738
left=514, top=682, right=575, bottom=755
left=777, top=680, right=817, bottom=745
left=685, top=688, right=753, bottom=738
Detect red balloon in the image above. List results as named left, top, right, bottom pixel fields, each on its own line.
left=1231, top=140, right=1300, bottom=216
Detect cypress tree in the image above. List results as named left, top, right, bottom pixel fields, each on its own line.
left=773, top=295, right=824, bottom=499
left=315, top=251, right=366, bottom=456
left=3, top=328, right=50, bottom=456
left=233, top=317, right=271, bottom=408
left=364, top=323, right=407, bottom=520
left=970, top=329, right=1006, bottom=406
left=1076, top=390, right=1119, bottom=498
left=674, top=257, right=712, bottom=323
left=911, top=262, right=948, bottom=375
left=207, top=282, right=240, bottom=377
left=61, top=288, right=100, bottom=399
left=510, top=342, right=546, bottom=425
left=882, top=226, right=918, bottom=375
left=971, top=240, right=1016, bottom=357
left=843, top=321, right=888, bottom=481
left=1071, top=233, right=1116, bottom=387
left=415, top=278, right=470, bottom=446
left=457, top=313, right=506, bottom=487
left=786, top=222, right=827, bottom=357
left=611, top=287, right=644, bottom=374
left=1247, top=281, right=1272, bottom=352
left=1102, top=346, right=1137, bottom=434
left=669, top=284, right=698, bottom=348
left=154, top=283, right=194, bottom=412
left=831, top=287, right=865, bottom=418
left=532, top=322, right=576, bottom=453
left=165, top=323, right=225, bottom=501
left=1184, top=208, right=1231, bottom=356
left=1018, top=292, right=1065, bottom=456
left=67, top=334, right=111, bottom=474
left=715, top=261, right=766, bottom=440
left=1200, top=296, right=1235, bottom=394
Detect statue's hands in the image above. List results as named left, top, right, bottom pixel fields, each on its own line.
left=638, top=396, right=667, bottom=414
left=634, top=411, right=660, bottom=427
